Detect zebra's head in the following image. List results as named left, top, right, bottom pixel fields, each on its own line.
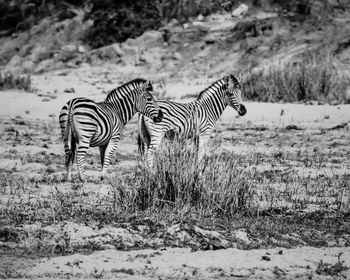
left=138, top=81, right=163, bottom=123
left=224, top=74, right=247, bottom=116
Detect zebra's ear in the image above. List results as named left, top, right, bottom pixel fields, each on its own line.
left=224, top=75, right=230, bottom=85
left=145, top=80, right=153, bottom=91
left=237, top=73, right=242, bottom=83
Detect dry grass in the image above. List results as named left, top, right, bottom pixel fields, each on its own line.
left=1, top=139, right=349, bottom=226
left=243, top=57, right=350, bottom=104
left=0, top=116, right=349, bottom=253
left=120, top=141, right=349, bottom=216
left=0, top=71, right=32, bottom=92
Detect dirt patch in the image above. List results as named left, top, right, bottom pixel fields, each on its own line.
left=5, top=247, right=348, bottom=279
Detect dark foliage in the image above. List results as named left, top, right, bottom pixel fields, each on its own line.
left=0, top=0, right=85, bottom=36
left=0, top=0, right=340, bottom=48
left=83, top=0, right=162, bottom=48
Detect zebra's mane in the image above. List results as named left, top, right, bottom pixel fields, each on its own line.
left=105, top=78, right=151, bottom=101
left=196, top=75, right=238, bottom=101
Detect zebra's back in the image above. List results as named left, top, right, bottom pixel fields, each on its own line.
left=59, top=97, right=120, bottom=147
left=152, top=100, right=201, bottom=138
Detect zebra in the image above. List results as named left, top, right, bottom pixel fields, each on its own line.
left=59, top=78, right=163, bottom=181
left=138, top=74, right=246, bottom=168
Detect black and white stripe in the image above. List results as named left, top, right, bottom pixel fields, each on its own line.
left=138, top=75, right=246, bottom=168
left=59, top=78, right=163, bottom=181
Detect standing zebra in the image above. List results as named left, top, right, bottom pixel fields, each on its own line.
left=138, top=74, right=246, bottom=168
left=59, top=79, right=163, bottom=181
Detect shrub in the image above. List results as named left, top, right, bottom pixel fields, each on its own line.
left=0, top=71, right=32, bottom=91
left=110, top=140, right=256, bottom=217
left=243, top=59, right=349, bottom=103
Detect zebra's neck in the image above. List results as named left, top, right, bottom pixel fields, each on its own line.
left=196, top=81, right=228, bottom=121
left=105, top=84, right=140, bottom=125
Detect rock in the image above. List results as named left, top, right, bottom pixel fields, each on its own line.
left=62, top=44, right=77, bottom=52
left=168, top=18, right=181, bottom=27
left=197, top=14, right=204, bottom=21
left=64, top=88, right=75, bottom=93
left=183, top=23, right=191, bottom=29
left=6, top=55, right=23, bottom=70
left=30, top=45, right=52, bottom=63
left=22, top=60, right=35, bottom=72
left=338, top=237, right=347, bottom=246
left=125, top=30, right=163, bottom=48
left=18, top=44, right=34, bottom=57
left=172, top=52, right=183, bottom=60
left=35, top=59, right=55, bottom=73
left=205, top=38, right=215, bottom=44
left=345, top=87, right=350, bottom=104
left=78, top=45, right=87, bottom=53
left=193, top=21, right=205, bottom=27
left=91, top=44, right=124, bottom=60
left=286, top=124, right=302, bottom=130
left=111, top=44, right=124, bottom=56
left=306, top=100, right=318, bottom=105
left=261, top=255, right=271, bottom=261
left=232, top=269, right=251, bottom=278
left=232, top=3, right=249, bottom=18
left=233, top=229, right=251, bottom=244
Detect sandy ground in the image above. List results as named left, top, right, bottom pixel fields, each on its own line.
left=2, top=67, right=350, bottom=127
left=1, top=67, right=350, bottom=279
left=14, top=247, right=350, bottom=279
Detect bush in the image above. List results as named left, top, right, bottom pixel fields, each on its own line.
left=0, top=71, right=32, bottom=91
left=110, top=140, right=256, bottom=217
left=83, top=0, right=162, bottom=48
left=243, top=59, right=349, bottom=103
left=0, top=0, right=86, bottom=35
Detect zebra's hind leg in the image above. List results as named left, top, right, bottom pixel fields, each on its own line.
left=101, top=135, right=120, bottom=179
left=65, top=150, right=73, bottom=181
left=197, top=134, right=210, bottom=164
left=76, top=141, right=90, bottom=182
left=146, top=134, right=164, bottom=170
left=63, top=134, right=76, bottom=181
left=99, top=145, right=107, bottom=168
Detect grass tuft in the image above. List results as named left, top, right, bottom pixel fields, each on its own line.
left=243, top=58, right=350, bottom=104
left=0, top=71, right=32, bottom=92
left=316, top=253, right=349, bottom=277
left=110, top=141, right=256, bottom=217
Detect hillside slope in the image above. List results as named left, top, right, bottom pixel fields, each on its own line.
left=0, top=3, right=349, bottom=97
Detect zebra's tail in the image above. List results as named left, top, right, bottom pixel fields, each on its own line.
left=62, top=102, right=76, bottom=164
left=137, top=113, right=150, bottom=156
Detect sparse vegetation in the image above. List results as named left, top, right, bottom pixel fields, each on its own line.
left=1, top=135, right=349, bottom=229
left=0, top=108, right=350, bottom=277
left=243, top=58, right=350, bottom=103
left=0, top=71, right=32, bottom=91
left=316, top=253, right=349, bottom=277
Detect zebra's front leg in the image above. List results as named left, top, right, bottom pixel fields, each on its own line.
left=146, top=134, right=163, bottom=170
left=101, top=136, right=120, bottom=179
left=197, top=134, right=210, bottom=163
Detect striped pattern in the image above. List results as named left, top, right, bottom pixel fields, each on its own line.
left=59, top=79, right=163, bottom=181
left=138, top=75, right=246, bottom=168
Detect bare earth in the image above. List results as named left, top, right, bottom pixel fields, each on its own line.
left=1, top=67, right=350, bottom=279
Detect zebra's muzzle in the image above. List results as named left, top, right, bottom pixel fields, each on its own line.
left=238, top=104, right=247, bottom=116
left=153, top=110, right=163, bottom=122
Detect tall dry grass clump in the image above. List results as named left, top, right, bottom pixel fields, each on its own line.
left=111, top=141, right=256, bottom=217
left=243, top=57, right=349, bottom=104
left=0, top=71, right=32, bottom=91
